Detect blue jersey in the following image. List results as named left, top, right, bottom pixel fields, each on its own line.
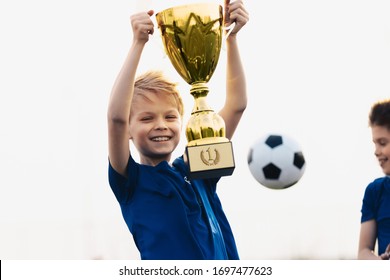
left=108, top=155, right=239, bottom=260
left=361, top=176, right=390, bottom=255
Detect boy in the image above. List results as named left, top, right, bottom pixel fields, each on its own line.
left=358, top=99, right=390, bottom=260
left=107, top=1, right=249, bottom=259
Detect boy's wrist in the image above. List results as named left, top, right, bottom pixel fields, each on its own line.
left=225, top=34, right=238, bottom=46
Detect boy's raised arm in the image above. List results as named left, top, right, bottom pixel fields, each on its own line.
left=107, top=10, right=154, bottom=176
left=218, top=0, right=249, bottom=140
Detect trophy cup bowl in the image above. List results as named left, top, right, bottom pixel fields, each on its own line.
left=156, top=3, right=235, bottom=179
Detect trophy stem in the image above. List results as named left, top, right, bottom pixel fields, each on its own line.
left=186, top=81, right=228, bottom=146
left=190, top=82, right=212, bottom=114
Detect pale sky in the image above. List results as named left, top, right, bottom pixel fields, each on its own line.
left=1, top=0, right=390, bottom=260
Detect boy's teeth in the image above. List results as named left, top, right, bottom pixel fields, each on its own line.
left=153, top=137, right=169, bottom=141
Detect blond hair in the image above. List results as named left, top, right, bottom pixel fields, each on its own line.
left=133, top=70, right=184, bottom=117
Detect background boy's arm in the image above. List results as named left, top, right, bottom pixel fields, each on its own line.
left=218, top=0, right=249, bottom=140
left=358, top=220, right=381, bottom=259
left=107, top=10, right=154, bottom=176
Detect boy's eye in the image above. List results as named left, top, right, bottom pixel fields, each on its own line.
left=379, top=141, right=388, bottom=146
left=140, top=116, right=153, bottom=121
left=166, top=115, right=177, bottom=119
left=376, top=138, right=389, bottom=146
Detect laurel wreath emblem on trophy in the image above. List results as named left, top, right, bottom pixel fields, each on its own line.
left=200, top=148, right=220, bottom=166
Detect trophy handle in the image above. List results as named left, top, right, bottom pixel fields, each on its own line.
left=221, top=22, right=236, bottom=51
left=224, top=22, right=236, bottom=39
left=145, top=15, right=167, bottom=59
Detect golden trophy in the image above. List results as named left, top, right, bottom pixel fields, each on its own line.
left=156, top=3, right=235, bottom=179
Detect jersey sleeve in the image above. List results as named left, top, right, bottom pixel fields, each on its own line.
left=108, top=155, right=138, bottom=204
left=360, top=179, right=382, bottom=223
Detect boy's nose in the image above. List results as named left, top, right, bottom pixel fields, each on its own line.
left=155, top=119, right=168, bottom=130
left=374, top=146, right=381, bottom=157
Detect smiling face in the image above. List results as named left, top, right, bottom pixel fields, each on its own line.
left=129, top=90, right=182, bottom=166
left=371, top=125, right=390, bottom=175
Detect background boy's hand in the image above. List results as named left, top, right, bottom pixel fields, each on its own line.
left=224, top=0, right=249, bottom=36
left=130, top=10, right=155, bottom=43
left=380, top=244, right=390, bottom=260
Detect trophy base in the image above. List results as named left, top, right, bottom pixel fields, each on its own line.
left=186, top=141, right=235, bottom=179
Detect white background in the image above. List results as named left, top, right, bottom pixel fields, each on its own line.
left=1, top=0, right=390, bottom=260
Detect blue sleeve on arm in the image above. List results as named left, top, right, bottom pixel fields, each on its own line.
left=108, top=156, right=138, bottom=204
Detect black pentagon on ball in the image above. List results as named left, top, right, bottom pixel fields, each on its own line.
left=263, top=163, right=281, bottom=179
left=265, top=135, right=283, bottom=148
left=293, top=151, right=305, bottom=169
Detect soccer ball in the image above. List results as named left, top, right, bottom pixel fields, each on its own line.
left=247, top=133, right=306, bottom=189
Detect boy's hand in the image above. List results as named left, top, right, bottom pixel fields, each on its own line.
left=130, top=10, right=155, bottom=43
left=380, top=244, right=390, bottom=260
left=224, top=0, right=249, bottom=36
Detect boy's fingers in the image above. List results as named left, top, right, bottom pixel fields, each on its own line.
left=147, top=10, right=154, bottom=17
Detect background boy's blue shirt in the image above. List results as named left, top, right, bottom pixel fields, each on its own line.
left=361, top=176, right=390, bottom=255
left=108, top=155, right=239, bottom=260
